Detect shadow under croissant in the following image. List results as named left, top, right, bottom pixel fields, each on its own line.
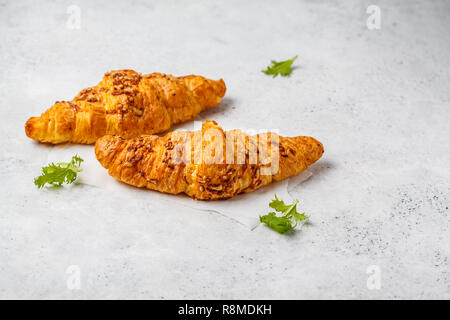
left=152, top=97, right=235, bottom=137
left=108, top=173, right=291, bottom=202
left=200, top=97, right=235, bottom=118
left=288, top=160, right=334, bottom=192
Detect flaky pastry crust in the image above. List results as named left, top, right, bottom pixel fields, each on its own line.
left=95, top=120, right=324, bottom=200
left=25, top=70, right=226, bottom=144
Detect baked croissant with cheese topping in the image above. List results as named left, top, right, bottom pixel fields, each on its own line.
left=25, top=70, right=226, bottom=144
left=95, top=120, right=324, bottom=200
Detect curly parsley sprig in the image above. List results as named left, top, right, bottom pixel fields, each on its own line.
left=34, top=155, right=84, bottom=188
left=260, top=195, right=309, bottom=233
left=262, top=55, right=298, bottom=77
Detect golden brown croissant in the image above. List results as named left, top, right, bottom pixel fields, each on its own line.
left=25, top=70, right=226, bottom=144
left=95, top=120, right=324, bottom=200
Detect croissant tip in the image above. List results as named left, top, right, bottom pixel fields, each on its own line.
left=95, top=135, right=125, bottom=169
left=302, top=136, right=324, bottom=165
left=218, top=78, right=226, bottom=96
left=25, top=117, right=39, bottom=139
left=215, top=79, right=226, bottom=99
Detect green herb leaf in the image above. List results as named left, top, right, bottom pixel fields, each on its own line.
left=34, top=155, right=84, bottom=188
left=260, top=212, right=296, bottom=234
left=269, top=194, right=292, bottom=212
left=260, top=194, right=309, bottom=233
left=262, top=55, right=298, bottom=77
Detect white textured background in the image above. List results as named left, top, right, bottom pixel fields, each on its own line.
left=1, top=0, right=450, bottom=299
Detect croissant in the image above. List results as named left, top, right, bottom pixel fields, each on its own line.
left=25, top=70, right=226, bottom=144
left=95, top=120, right=324, bottom=200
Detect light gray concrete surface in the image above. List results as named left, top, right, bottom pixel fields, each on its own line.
left=1, top=0, right=450, bottom=299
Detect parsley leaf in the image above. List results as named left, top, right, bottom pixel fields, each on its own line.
left=34, top=155, right=84, bottom=188
left=269, top=194, right=292, bottom=212
left=260, top=212, right=295, bottom=234
left=260, top=194, right=309, bottom=233
left=262, top=55, right=298, bottom=77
